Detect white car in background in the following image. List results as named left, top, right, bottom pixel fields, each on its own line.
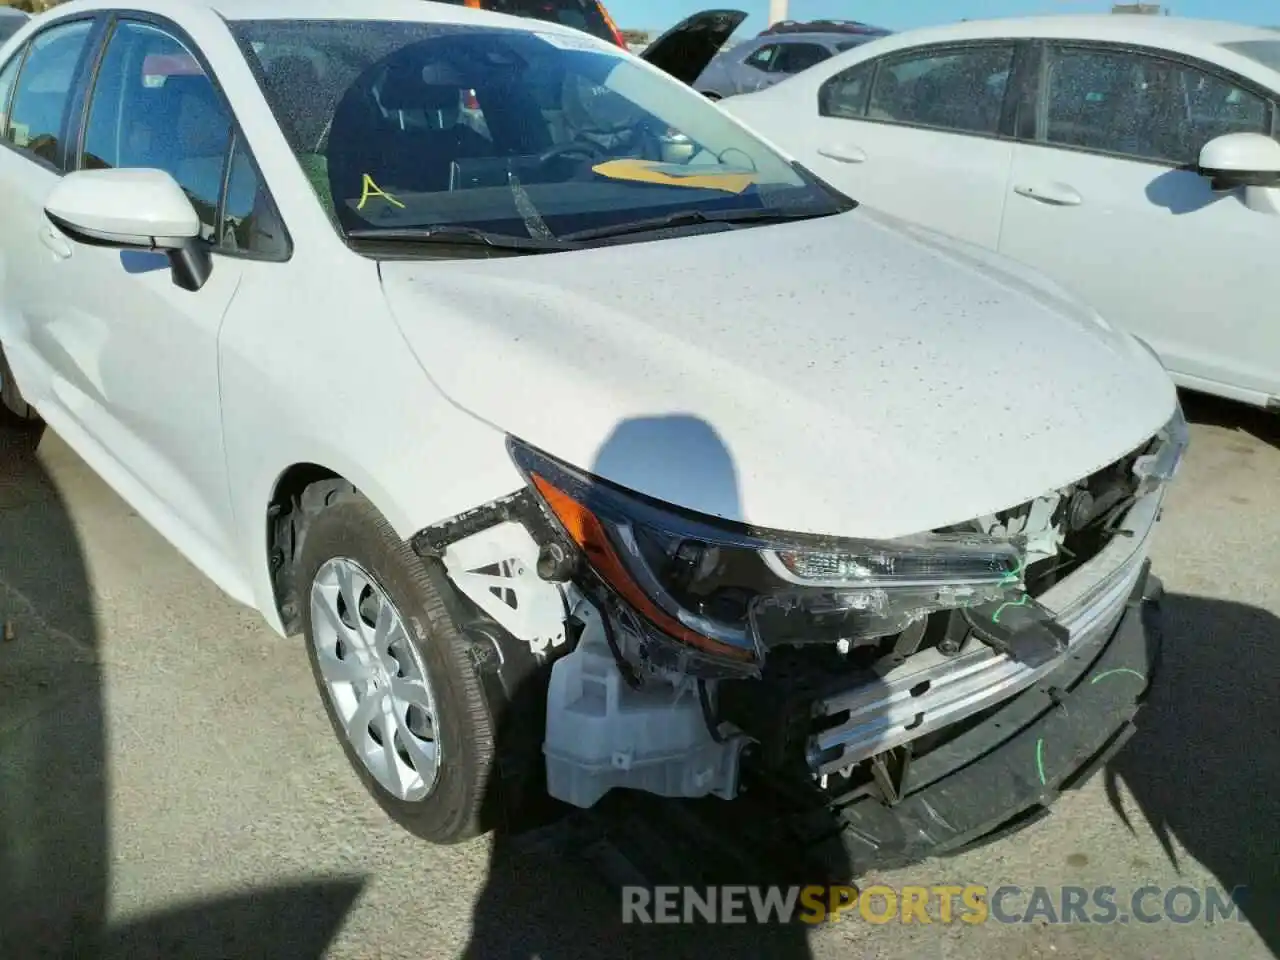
left=721, top=16, right=1280, bottom=410
left=0, top=0, right=1185, bottom=856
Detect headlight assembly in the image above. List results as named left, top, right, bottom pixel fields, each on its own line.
left=507, top=436, right=1028, bottom=676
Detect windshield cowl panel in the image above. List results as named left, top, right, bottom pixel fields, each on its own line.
left=230, top=18, right=850, bottom=254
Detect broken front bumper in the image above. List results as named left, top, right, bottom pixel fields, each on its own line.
left=805, top=484, right=1166, bottom=778
left=800, top=560, right=1164, bottom=872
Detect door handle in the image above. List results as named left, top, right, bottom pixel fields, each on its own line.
left=818, top=144, right=867, bottom=164
left=1013, top=182, right=1082, bottom=206
left=38, top=224, right=72, bottom=259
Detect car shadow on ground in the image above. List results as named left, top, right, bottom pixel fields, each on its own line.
left=1104, top=590, right=1280, bottom=957
left=0, top=418, right=364, bottom=959
left=1179, top=389, right=1280, bottom=448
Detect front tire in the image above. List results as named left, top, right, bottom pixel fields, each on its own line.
left=296, top=482, right=496, bottom=844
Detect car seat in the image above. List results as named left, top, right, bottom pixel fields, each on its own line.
left=326, top=56, right=494, bottom=208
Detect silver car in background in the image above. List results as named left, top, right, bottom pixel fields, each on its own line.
left=0, top=7, right=29, bottom=45
left=695, top=19, right=891, bottom=100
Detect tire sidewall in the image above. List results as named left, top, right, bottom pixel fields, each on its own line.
left=0, top=346, right=35, bottom=422
left=297, top=496, right=493, bottom=844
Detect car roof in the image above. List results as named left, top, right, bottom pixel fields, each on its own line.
left=46, top=0, right=589, bottom=36
left=866, top=14, right=1278, bottom=58
left=752, top=32, right=861, bottom=44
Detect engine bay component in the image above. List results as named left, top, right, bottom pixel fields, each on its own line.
left=542, top=599, right=746, bottom=808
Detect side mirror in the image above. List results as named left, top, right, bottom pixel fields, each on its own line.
left=43, top=168, right=213, bottom=292
left=1197, top=132, right=1280, bottom=192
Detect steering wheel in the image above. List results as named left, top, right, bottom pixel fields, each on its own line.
left=536, top=140, right=608, bottom=166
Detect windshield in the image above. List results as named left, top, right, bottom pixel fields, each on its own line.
left=230, top=19, right=846, bottom=248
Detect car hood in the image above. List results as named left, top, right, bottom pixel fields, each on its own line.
left=378, top=207, right=1177, bottom=540
left=639, top=9, right=748, bottom=86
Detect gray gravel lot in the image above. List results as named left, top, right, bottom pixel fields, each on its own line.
left=0, top=392, right=1276, bottom=959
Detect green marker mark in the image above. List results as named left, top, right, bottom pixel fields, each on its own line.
left=1090, top=667, right=1146, bottom=686
left=956, top=554, right=1028, bottom=612
left=1035, top=738, right=1047, bottom=786
left=991, top=593, right=1031, bottom=624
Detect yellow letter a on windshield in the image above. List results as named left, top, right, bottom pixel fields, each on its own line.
left=356, top=173, right=405, bottom=210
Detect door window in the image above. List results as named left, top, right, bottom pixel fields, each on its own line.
left=866, top=44, right=1015, bottom=135
left=773, top=42, right=831, bottom=74
left=80, top=19, right=286, bottom=258
left=81, top=21, right=231, bottom=239
left=0, top=51, right=20, bottom=138
left=220, top=132, right=289, bottom=258
left=744, top=44, right=779, bottom=72
left=819, top=60, right=874, bottom=119
left=1042, top=45, right=1271, bottom=166
left=3, top=19, right=94, bottom=168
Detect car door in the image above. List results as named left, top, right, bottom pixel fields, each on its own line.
left=799, top=40, right=1023, bottom=248
left=997, top=42, right=1280, bottom=402
left=17, top=15, right=283, bottom=592
left=0, top=14, right=101, bottom=417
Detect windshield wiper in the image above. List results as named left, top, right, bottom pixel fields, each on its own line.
left=559, top=206, right=838, bottom=243
left=347, top=225, right=574, bottom=253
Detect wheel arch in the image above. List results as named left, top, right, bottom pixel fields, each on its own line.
left=263, top=458, right=416, bottom=637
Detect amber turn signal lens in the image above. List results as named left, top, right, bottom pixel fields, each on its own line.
left=530, top=472, right=755, bottom=663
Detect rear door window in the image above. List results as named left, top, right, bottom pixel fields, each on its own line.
left=744, top=44, right=779, bottom=72
left=773, top=42, right=831, bottom=74
left=867, top=43, right=1015, bottom=136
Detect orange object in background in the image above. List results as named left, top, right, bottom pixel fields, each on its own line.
left=438, top=0, right=629, bottom=48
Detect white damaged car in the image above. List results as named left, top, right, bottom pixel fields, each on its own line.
left=0, top=0, right=1186, bottom=853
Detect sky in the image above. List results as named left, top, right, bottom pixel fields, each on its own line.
left=612, top=0, right=1274, bottom=36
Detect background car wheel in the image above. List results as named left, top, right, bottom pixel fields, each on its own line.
left=296, top=481, right=496, bottom=844
left=0, top=346, right=39, bottom=424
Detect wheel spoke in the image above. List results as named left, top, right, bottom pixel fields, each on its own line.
left=336, top=564, right=370, bottom=642
left=313, top=587, right=351, bottom=640
left=317, top=651, right=370, bottom=687
left=374, top=602, right=401, bottom=674
left=373, top=598, right=394, bottom=648
left=396, top=717, right=437, bottom=778
left=345, top=689, right=382, bottom=746
left=378, top=707, right=404, bottom=794
left=390, top=676, right=432, bottom=712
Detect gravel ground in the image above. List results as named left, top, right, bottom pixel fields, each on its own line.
left=0, top=391, right=1275, bottom=959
